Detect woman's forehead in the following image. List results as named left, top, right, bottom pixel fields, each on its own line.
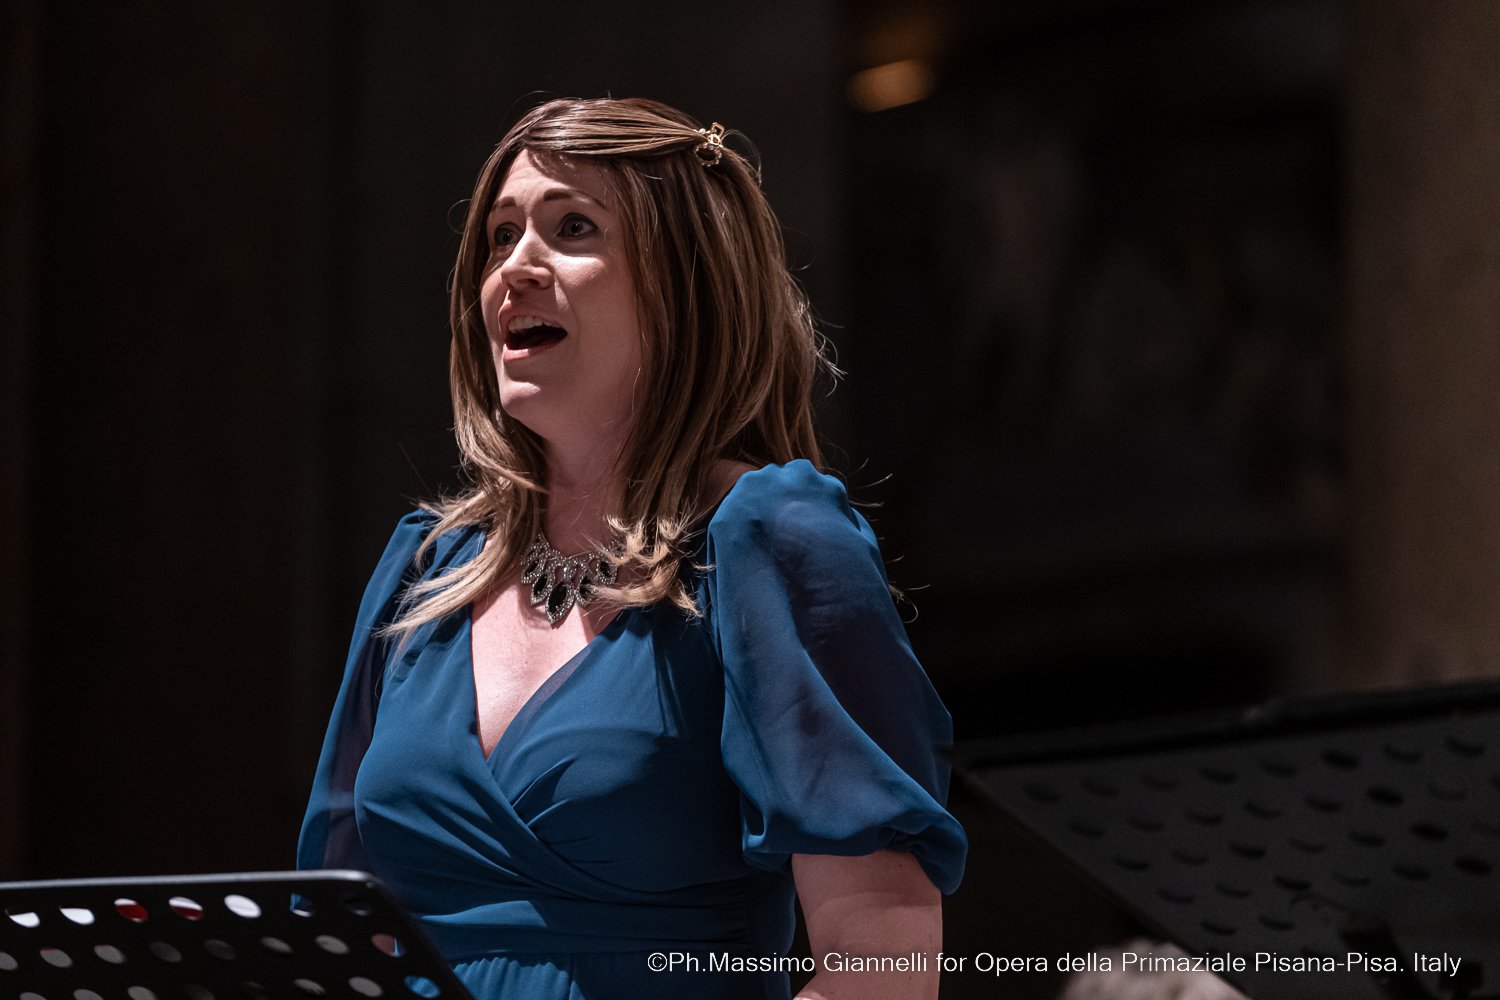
left=492, top=149, right=614, bottom=212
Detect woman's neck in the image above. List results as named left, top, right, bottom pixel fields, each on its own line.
left=541, top=441, right=622, bottom=554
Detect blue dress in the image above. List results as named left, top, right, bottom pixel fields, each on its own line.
left=297, top=461, right=967, bottom=1000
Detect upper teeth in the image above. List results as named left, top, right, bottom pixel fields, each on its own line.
left=509, top=315, right=549, bottom=333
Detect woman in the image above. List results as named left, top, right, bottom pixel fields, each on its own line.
left=298, top=97, right=967, bottom=1000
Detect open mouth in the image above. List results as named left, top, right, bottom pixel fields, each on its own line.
left=505, top=317, right=568, bottom=352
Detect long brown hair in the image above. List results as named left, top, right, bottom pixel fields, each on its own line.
left=389, top=97, right=832, bottom=636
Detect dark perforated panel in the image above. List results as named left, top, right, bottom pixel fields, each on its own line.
left=958, top=683, right=1500, bottom=1000
left=0, top=871, right=473, bottom=1000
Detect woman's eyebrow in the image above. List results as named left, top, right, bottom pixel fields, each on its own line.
left=491, top=187, right=610, bottom=212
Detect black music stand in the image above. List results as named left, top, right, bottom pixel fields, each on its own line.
left=953, top=679, right=1500, bottom=1000
left=0, top=870, right=474, bottom=1000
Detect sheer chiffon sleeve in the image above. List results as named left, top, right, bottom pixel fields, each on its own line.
left=706, top=462, right=968, bottom=894
left=296, top=510, right=436, bottom=872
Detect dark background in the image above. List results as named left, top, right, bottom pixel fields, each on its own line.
left=4, top=2, right=1499, bottom=998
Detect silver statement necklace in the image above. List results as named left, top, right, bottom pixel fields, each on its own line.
left=520, top=530, right=620, bottom=625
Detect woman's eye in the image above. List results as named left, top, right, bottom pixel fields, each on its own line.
left=491, top=225, right=518, bottom=249
left=559, top=214, right=598, bottom=239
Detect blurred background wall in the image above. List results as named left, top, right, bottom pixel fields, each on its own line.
left=3, top=1, right=1498, bottom=997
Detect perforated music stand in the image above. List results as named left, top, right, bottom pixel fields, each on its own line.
left=953, top=679, right=1500, bottom=1000
left=0, top=870, right=474, bottom=1000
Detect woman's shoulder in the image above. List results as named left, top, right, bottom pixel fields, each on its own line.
left=380, top=506, right=484, bottom=564
left=712, top=458, right=850, bottom=521
left=350, top=509, right=436, bottom=629
left=355, top=507, right=480, bottom=627
left=707, top=460, right=874, bottom=564
left=378, top=507, right=441, bottom=562
left=391, top=506, right=440, bottom=534
left=365, top=507, right=472, bottom=592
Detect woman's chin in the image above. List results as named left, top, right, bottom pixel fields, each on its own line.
left=499, top=387, right=564, bottom=438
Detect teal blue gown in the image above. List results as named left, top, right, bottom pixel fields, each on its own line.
left=297, top=461, right=967, bottom=999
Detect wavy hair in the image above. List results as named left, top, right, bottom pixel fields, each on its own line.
left=388, top=97, right=832, bottom=637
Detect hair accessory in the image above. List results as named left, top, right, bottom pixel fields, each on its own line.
left=695, top=122, right=727, bottom=167
left=520, top=530, right=620, bottom=625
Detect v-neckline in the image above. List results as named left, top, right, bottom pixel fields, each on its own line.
left=467, top=602, right=628, bottom=765
left=459, top=464, right=758, bottom=765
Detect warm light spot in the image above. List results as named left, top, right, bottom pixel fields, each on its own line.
left=848, top=59, right=936, bottom=112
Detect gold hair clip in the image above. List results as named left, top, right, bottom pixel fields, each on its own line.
left=695, top=122, right=726, bottom=166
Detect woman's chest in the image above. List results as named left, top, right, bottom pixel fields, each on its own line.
left=357, top=605, right=747, bottom=892
left=469, top=581, right=613, bottom=757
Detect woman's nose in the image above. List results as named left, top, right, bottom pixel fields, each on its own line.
left=498, top=229, right=551, bottom=289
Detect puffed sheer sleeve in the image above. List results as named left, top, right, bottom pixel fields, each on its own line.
left=706, top=461, right=968, bottom=894
left=296, top=510, right=436, bottom=872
